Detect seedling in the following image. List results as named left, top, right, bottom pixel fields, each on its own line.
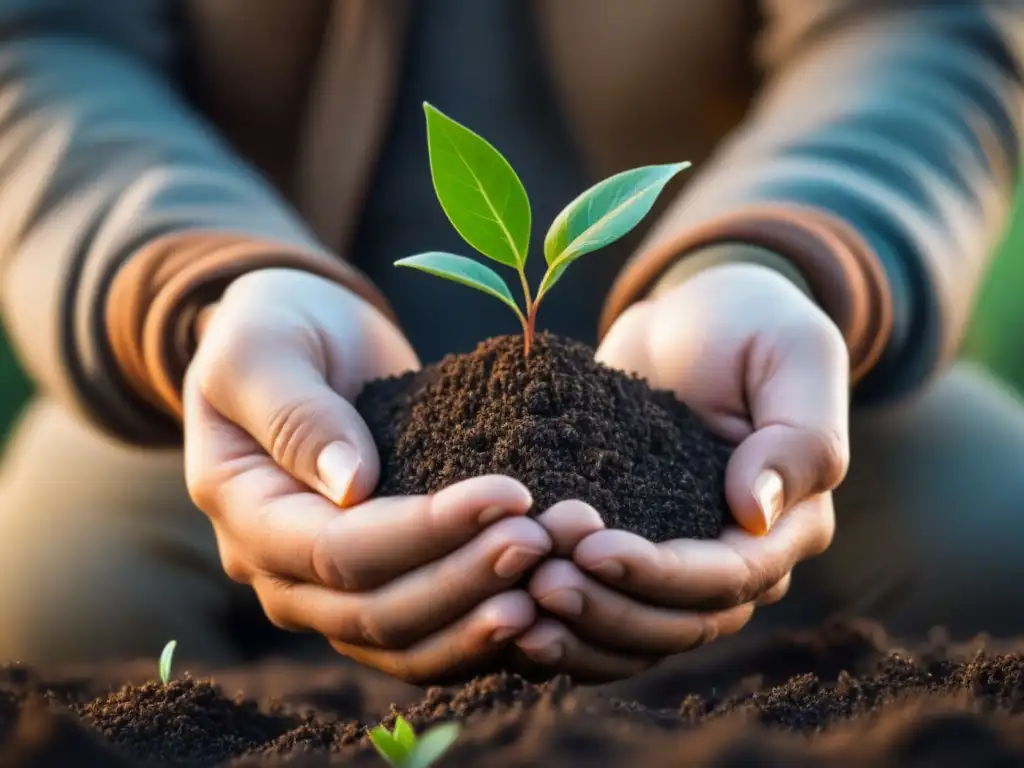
left=396, top=102, right=690, bottom=355
left=369, top=716, right=460, bottom=768
left=158, top=640, right=176, bottom=685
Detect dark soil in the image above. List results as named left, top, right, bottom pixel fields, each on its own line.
left=356, top=333, right=733, bottom=542
left=6, top=621, right=1024, bottom=765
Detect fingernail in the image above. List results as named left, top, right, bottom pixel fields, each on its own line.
left=317, top=442, right=361, bottom=506
left=478, top=505, right=505, bottom=526
left=490, top=626, right=520, bottom=645
left=494, top=546, right=546, bottom=579
left=541, top=589, right=583, bottom=618
left=524, top=643, right=563, bottom=664
left=587, top=560, right=625, bottom=582
left=753, top=469, right=785, bottom=534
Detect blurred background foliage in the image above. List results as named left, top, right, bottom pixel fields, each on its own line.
left=0, top=190, right=1020, bottom=441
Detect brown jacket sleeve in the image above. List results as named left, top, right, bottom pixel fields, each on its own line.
left=602, top=1, right=1024, bottom=399
left=0, top=1, right=392, bottom=444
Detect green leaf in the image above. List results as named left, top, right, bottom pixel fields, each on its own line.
left=424, top=102, right=531, bottom=269
left=405, top=723, right=460, bottom=768
left=369, top=726, right=411, bottom=767
left=392, top=717, right=417, bottom=753
left=395, top=252, right=524, bottom=320
left=158, top=640, right=176, bottom=685
left=540, top=161, right=690, bottom=296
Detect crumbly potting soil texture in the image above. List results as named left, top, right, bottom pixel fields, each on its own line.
left=356, top=333, right=734, bottom=542
left=6, top=621, right=1024, bottom=765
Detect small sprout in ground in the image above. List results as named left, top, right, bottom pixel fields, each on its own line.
left=395, top=101, right=690, bottom=356
left=369, top=716, right=460, bottom=768
left=158, top=640, right=177, bottom=685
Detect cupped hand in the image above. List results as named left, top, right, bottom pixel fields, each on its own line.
left=183, top=269, right=553, bottom=683
left=517, top=263, right=849, bottom=681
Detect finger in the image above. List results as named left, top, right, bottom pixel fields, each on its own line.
left=185, top=381, right=337, bottom=584
left=717, top=493, right=834, bottom=602
left=312, top=475, right=535, bottom=591
left=515, top=618, right=655, bottom=684
left=331, top=591, right=536, bottom=685
left=534, top=500, right=605, bottom=557
left=573, top=494, right=833, bottom=609
left=193, top=317, right=379, bottom=507
left=728, top=320, right=849, bottom=534
left=529, top=560, right=754, bottom=656
left=572, top=530, right=750, bottom=609
left=253, top=516, right=550, bottom=648
left=187, top=384, right=534, bottom=587
left=757, top=572, right=792, bottom=606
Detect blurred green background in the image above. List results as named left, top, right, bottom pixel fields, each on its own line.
left=0, top=193, right=1021, bottom=440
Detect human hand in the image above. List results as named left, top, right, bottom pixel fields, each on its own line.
left=183, top=268, right=554, bottom=683
left=516, top=263, right=848, bottom=681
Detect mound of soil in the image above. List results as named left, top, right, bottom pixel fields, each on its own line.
left=356, top=333, right=733, bottom=542
left=5, top=621, right=1024, bottom=765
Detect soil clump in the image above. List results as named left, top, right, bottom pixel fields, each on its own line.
left=357, top=333, right=733, bottom=542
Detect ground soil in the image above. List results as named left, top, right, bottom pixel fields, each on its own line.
left=356, top=333, right=734, bottom=542
left=7, top=337, right=1020, bottom=765
left=4, top=620, right=1024, bottom=765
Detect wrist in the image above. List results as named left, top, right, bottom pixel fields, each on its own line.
left=649, top=243, right=815, bottom=302
left=601, top=204, right=893, bottom=383
left=105, top=231, right=396, bottom=421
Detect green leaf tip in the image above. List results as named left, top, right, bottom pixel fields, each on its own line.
left=423, top=102, right=531, bottom=270
left=369, top=725, right=410, bottom=767
left=158, top=640, right=176, bottom=685
left=395, top=252, right=524, bottom=322
left=392, top=717, right=417, bottom=752
left=406, top=723, right=461, bottom=768
left=540, top=161, right=690, bottom=297
left=369, top=717, right=461, bottom=768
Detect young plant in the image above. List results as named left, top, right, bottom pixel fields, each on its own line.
left=369, top=716, right=460, bottom=768
left=158, top=639, right=177, bottom=685
left=395, top=102, right=690, bottom=355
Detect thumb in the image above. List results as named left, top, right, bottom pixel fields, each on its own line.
left=192, top=324, right=380, bottom=508
left=725, top=323, right=850, bottom=536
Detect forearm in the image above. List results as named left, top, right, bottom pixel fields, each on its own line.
left=0, top=4, right=390, bottom=443
left=603, top=1, right=1023, bottom=400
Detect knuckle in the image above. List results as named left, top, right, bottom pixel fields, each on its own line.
left=807, top=499, right=837, bottom=557
left=264, top=396, right=322, bottom=471
left=217, top=543, right=252, bottom=585
left=318, top=597, right=390, bottom=648
left=255, top=592, right=290, bottom=632
left=186, top=469, right=224, bottom=519
left=187, top=462, right=256, bottom=525
left=310, top=524, right=359, bottom=592
left=807, top=426, right=850, bottom=490
left=253, top=580, right=298, bottom=632
left=759, top=574, right=792, bottom=606
left=344, top=610, right=392, bottom=649
left=732, top=550, right=773, bottom=605
left=688, top=613, right=718, bottom=650
left=193, top=340, right=242, bottom=406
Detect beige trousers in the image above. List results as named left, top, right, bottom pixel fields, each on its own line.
left=1, top=362, right=1022, bottom=666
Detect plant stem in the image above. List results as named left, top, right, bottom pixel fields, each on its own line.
left=517, top=268, right=535, bottom=357
left=525, top=300, right=538, bottom=357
